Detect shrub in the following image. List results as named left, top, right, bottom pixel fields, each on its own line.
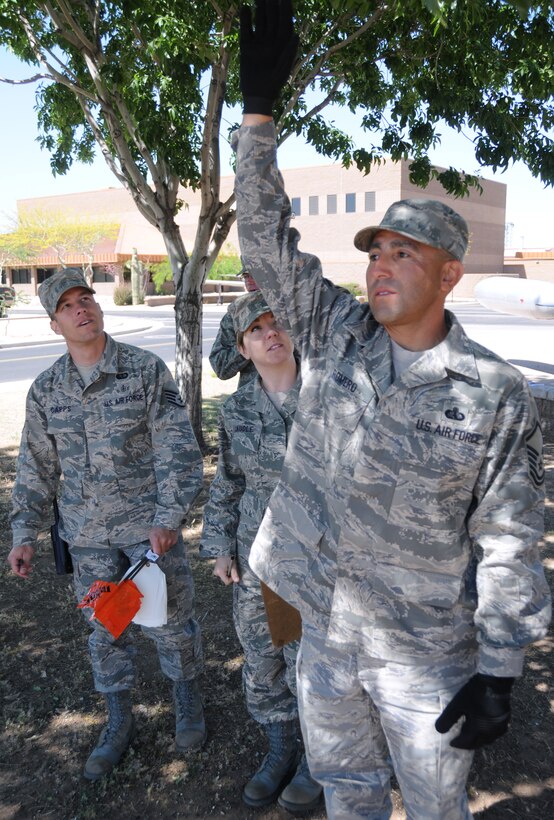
left=206, top=246, right=242, bottom=280
left=150, top=247, right=243, bottom=289
left=113, top=286, right=133, bottom=306
left=150, top=258, right=173, bottom=293
left=341, top=282, right=364, bottom=298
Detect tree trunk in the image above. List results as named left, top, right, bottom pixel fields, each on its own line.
left=159, top=222, right=206, bottom=450
left=175, top=280, right=205, bottom=451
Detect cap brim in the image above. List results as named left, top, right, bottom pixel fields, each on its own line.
left=53, top=284, right=95, bottom=313
left=353, top=226, right=380, bottom=252
left=354, top=225, right=446, bottom=254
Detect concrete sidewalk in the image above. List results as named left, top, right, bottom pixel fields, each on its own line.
left=0, top=300, right=237, bottom=448
left=0, top=305, right=158, bottom=349
left=0, top=298, right=229, bottom=348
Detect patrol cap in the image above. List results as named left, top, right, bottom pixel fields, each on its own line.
left=353, top=198, right=469, bottom=262
left=232, top=291, right=272, bottom=334
left=39, top=268, right=95, bottom=317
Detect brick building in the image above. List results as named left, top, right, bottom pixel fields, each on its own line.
left=2, top=157, right=531, bottom=301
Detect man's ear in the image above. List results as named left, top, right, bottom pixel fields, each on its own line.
left=50, top=318, right=63, bottom=336
left=441, top=260, right=464, bottom=295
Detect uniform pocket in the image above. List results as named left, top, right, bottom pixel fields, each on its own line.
left=231, top=429, right=261, bottom=457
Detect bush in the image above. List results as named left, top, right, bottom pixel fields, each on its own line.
left=150, top=247, right=243, bottom=289
left=150, top=259, right=173, bottom=293
left=206, top=246, right=242, bottom=281
left=341, top=282, right=364, bottom=298
left=113, top=286, right=133, bottom=306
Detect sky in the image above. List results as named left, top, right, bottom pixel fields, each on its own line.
left=1, top=48, right=553, bottom=251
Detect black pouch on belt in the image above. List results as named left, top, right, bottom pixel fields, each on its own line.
left=51, top=498, right=73, bottom=575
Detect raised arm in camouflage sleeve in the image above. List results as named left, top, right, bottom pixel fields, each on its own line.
left=232, top=120, right=357, bottom=357
left=199, top=411, right=245, bottom=560
left=209, top=306, right=256, bottom=385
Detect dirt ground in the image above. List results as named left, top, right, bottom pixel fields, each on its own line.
left=0, top=375, right=552, bottom=820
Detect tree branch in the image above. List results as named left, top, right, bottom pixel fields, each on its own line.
left=0, top=73, right=50, bottom=84
left=43, top=0, right=101, bottom=59
left=17, top=10, right=97, bottom=102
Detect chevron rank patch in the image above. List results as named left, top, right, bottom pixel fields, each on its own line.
left=164, top=388, right=185, bottom=407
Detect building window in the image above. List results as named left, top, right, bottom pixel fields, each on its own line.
left=12, top=268, right=32, bottom=285
left=327, top=194, right=337, bottom=215
left=345, top=193, right=356, bottom=213
left=37, top=268, right=54, bottom=284
left=309, top=196, right=319, bottom=216
left=93, top=267, right=115, bottom=283
left=291, top=197, right=301, bottom=217
left=365, top=192, right=376, bottom=212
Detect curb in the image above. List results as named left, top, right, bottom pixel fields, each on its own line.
left=0, top=320, right=156, bottom=349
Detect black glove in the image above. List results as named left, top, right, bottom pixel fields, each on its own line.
left=435, top=673, right=514, bottom=750
left=239, top=0, right=299, bottom=115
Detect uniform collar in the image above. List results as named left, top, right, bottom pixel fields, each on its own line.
left=393, top=311, right=482, bottom=388
left=251, top=371, right=300, bottom=418
left=344, top=309, right=481, bottom=392
left=61, top=333, right=117, bottom=386
left=96, top=333, right=119, bottom=374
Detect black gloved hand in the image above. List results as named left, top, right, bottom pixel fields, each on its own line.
left=239, top=0, right=299, bottom=115
left=435, top=673, right=514, bottom=750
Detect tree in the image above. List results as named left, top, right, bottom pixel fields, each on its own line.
left=58, top=214, right=120, bottom=285
left=0, top=216, right=35, bottom=281
left=0, top=234, right=26, bottom=284
left=14, top=208, right=119, bottom=281
left=0, top=1, right=552, bottom=446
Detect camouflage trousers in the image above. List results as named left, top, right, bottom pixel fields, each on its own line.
left=72, top=535, right=203, bottom=693
left=297, top=625, right=475, bottom=820
left=233, top=562, right=299, bottom=724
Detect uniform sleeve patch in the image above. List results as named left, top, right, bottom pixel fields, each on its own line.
left=525, top=419, right=545, bottom=487
left=164, top=388, right=185, bottom=407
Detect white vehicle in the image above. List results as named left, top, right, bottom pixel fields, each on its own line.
left=474, top=276, right=554, bottom=320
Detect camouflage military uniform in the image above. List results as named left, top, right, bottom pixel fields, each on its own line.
left=11, top=334, right=204, bottom=692
left=233, top=121, right=551, bottom=818
left=200, top=374, right=300, bottom=723
left=209, top=303, right=257, bottom=387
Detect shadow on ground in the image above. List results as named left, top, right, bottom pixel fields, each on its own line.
left=0, top=421, right=552, bottom=819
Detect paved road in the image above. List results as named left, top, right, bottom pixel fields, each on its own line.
left=0, top=305, right=228, bottom=384
left=1, top=302, right=553, bottom=385
left=449, top=302, right=554, bottom=376
left=0, top=305, right=235, bottom=449
left=1, top=301, right=552, bottom=452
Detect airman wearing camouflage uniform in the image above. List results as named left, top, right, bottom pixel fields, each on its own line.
left=201, top=291, right=322, bottom=812
left=209, top=268, right=259, bottom=387
left=8, top=268, right=206, bottom=781
left=234, top=3, right=551, bottom=818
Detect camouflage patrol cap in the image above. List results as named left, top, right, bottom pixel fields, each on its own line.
left=353, top=198, right=469, bottom=261
left=232, top=291, right=272, bottom=333
left=39, top=268, right=95, bottom=317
